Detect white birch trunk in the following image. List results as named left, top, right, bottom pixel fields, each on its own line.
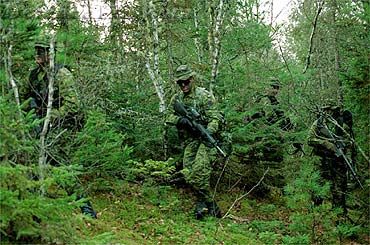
left=38, top=35, right=56, bottom=194
left=6, top=45, right=21, bottom=109
left=145, top=60, right=166, bottom=113
left=207, top=1, right=215, bottom=64
left=144, top=0, right=166, bottom=113
left=150, top=1, right=159, bottom=77
left=210, top=0, right=225, bottom=93
left=193, top=4, right=203, bottom=63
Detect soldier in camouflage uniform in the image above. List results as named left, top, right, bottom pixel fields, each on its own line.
left=166, top=65, right=223, bottom=219
left=25, top=39, right=80, bottom=133
left=244, top=78, right=293, bottom=131
left=23, top=38, right=97, bottom=219
left=307, top=101, right=354, bottom=214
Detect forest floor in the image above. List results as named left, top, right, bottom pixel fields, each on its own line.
left=74, top=180, right=369, bottom=244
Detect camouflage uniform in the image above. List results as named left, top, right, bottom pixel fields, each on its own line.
left=24, top=39, right=80, bottom=133
left=308, top=105, right=352, bottom=213
left=23, top=39, right=96, bottom=218
left=27, top=65, right=78, bottom=119
left=166, top=65, right=223, bottom=219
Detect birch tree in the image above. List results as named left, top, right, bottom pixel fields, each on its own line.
left=5, top=45, right=21, bottom=109
left=38, top=34, right=56, bottom=194
left=143, top=0, right=166, bottom=113
left=208, top=0, right=226, bottom=93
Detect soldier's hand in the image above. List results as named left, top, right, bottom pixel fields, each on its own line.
left=176, top=117, right=193, bottom=131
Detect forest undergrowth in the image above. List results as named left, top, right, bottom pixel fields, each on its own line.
left=61, top=179, right=370, bottom=244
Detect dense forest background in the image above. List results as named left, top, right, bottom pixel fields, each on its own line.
left=1, top=0, right=369, bottom=244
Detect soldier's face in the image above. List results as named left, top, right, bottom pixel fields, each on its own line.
left=177, top=78, right=193, bottom=94
left=35, top=47, right=49, bottom=66
left=268, top=85, right=279, bottom=96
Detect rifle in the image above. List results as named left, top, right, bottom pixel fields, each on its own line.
left=320, top=119, right=364, bottom=189
left=174, top=100, right=227, bottom=157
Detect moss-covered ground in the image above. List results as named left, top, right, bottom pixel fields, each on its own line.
left=73, top=180, right=368, bottom=244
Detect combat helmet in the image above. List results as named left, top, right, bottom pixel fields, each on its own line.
left=321, top=98, right=339, bottom=111
left=34, top=34, right=57, bottom=50
left=34, top=36, right=50, bottom=49
left=174, top=65, right=196, bottom=82
left=269, top=77, right=281, bottom=88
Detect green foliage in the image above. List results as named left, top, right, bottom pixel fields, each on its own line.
left=72, top=110, right=134, bottom=178
left=0, top=163, right=83, bottom=243
left=335, top=223, right=362, bottom=241
left=1, top=0, right=368, bottom=243
left=282, top=234, right=310, bottom=245
left=0, top=96, right=39, bottom=163
left=129, top=158, right=176, bottom=182
left=284, top=158, right=338, bottom=244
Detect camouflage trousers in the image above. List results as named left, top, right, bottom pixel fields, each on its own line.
left=180, top=139, right=217, bottom=202
left=317, top=155, right=348, bottom=212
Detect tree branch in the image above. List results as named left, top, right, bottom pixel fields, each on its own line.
left=303, top=0, right=325, bottom=74
left=221, top=168, right=269, bottom=219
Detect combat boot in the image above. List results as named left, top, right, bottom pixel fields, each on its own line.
left=194, top=201, right=208, bottom=220
left=80, top=200, right=97, bottom=219
left=206, top=201, right=222, bottom=218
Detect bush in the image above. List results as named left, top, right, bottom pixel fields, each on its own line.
left=72, top=110, right=134, bottom=178
left=0, top=163, right=83, bottom=243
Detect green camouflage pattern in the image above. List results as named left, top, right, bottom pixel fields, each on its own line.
left=308, top=114, right=352, bottom=211
left=181, top=141, right=215, bottom=201
left=166, top=84, right=222, bottom=202
left=166, top=86, right=222, bottom=134
left=174, top=64, right=196, bottom=82
left=53, top=67, right=79, bottom=117
left=25, top=65, right=79, bottom=121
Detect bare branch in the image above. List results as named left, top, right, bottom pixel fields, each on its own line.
left=212, top=156, right=230, bottom=200
left=303, top=0, right=325, bottom=74
left=221, top=168, right=269, bottom=219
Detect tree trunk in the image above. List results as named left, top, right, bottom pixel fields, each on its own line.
left=332, top=0, right=343, bottom=105
left=5, top=45, right=21, bottom=109
left=38, top=35, right=56, bottom=195
left=144, top=0, right=166, bottom=113
left=303, top=0, right=324, bottom=74
left=193, top=3, right=203, bottom=63
left=209, top=0, right=225, bottom=93
left=86, top=0, right=94, bottom=25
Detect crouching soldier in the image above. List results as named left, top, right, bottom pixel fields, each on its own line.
left=165, top=65, right=224, bottom=219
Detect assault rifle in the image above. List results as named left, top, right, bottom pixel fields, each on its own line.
left=320, top=118, right=364, bottom=189
left=174, top=101, right=227, bottom=157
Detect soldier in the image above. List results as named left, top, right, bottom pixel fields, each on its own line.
left=165, top=65, right=223, bottom=219
left=307, top=101, right=354, bottom=215
left=25, top=38, right=80, bottom=133
left=243, top=78, right=297, bottom=163
left=23, top=37, right=97, bottom=219
left=244, top=78, right=293, bottom=131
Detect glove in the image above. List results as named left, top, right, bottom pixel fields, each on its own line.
left=176, top=117, right=193, bottom=132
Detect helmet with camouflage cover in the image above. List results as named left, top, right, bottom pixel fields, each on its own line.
left=269, top=77, right=281, bottom=88
left=322, top=98, right=339, bottom=111
left=174, top=65, right=196, bottom=82
left=34, top=36, right=51, bottom=49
